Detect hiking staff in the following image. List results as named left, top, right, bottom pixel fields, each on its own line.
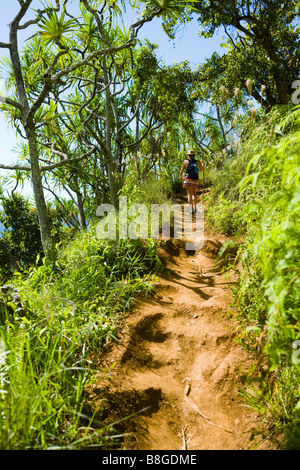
left=202, top=165, right=205, bottom=203
left=201, top=149, right=210, bottom=203
left=179, top=149, right=205, bottom=213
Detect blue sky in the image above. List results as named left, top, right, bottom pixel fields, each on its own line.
left=0, top=1, right=224, bottom=195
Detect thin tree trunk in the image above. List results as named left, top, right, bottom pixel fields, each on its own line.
left=103, top=63, right=117, bottom=207
left=9, top=6, right=55, bottom=261
left=111, top=95, right=123, bottom=173
left=150, top=129, right=156, bottom=176
left=76, top=190, right=87, bottom=229
left=26, top=126, right=56, bottom=260
left=136, top=106, right=141, bottom=180
left=216, top=104, right=227, bottom=148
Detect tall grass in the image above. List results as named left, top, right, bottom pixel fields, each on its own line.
left=120, top=170, right=174, bottom=207
left=0, top=225, right=160, bottom=449
left=207, top=105, right=300, bottom=448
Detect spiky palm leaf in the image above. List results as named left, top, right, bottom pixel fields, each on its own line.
left=37, top=9, right=78, bottom=45
left=141, top=0, right=198, bottom=21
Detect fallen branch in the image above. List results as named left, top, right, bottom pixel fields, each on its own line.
left=192, top=258, right=203, bottom=277
left=181, top=426, right=187, bottom=450
left=184, top=396, right=225, bottom=429
left=181, top=425, right=193, bottom=450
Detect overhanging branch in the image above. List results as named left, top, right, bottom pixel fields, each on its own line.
left=0, top=146, right=96, bottom=172
left=0, top=96, right=23, bottom=110
left=0, top=42, right=11, bottom=48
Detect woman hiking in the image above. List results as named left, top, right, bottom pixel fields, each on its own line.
left=179, top=149, right=204, bottom=213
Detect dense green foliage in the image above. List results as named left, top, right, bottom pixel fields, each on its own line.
left=0, top=0, right=299, bottom=451
left=190, top=0, right=300, bottom=107
left=0, top=226, right=160, bottom=449
left=0, top=193, right=75, bottom=282
left=206, top=105, right=300, bottom=447
left=0, top=194, right=42, bottom=281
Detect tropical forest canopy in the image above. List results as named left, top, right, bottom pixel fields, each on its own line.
left=0, top=0, right=299, bottom=450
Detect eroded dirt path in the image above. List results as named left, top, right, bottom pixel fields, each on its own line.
left=90, top=194, right=267, bottom=450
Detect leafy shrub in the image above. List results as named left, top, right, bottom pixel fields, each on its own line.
left=120, top=170, right=173, bottom=207
left=208, top=105, right=300, bottom=447
left=0, top=223, right=161, bottom=449
left=0, top=194, right=43, bottom=281
left=0, top=193, right=74, bottom=282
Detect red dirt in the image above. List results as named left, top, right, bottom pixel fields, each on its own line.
left=89, top=195, right=272, bottom=450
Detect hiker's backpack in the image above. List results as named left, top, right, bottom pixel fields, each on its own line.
left=186, top=159, right=199, bottom=179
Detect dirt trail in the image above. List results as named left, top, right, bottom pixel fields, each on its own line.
left=89, top=194, right=267, bottom=450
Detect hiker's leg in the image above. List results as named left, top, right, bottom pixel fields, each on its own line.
left=190, top=187, right=198, bottom=211
left=186, top=187, right=193, bottom=206
left=194, top=188, right=198, bottom=210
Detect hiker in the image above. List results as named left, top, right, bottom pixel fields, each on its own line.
left=179, top=149, right=204, bottom=213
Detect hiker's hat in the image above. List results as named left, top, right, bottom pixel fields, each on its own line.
left=187, top=149, right=196, bottom=157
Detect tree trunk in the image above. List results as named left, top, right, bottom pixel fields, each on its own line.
left=150, top=129, right=156, bottom=176
left=26, top=126, right=56, bottom=261
left=103, top=63, right=118, bottom=207
left=111, top=95, right=123, bottom=174
left=216, top=104, right=227, bottom=148
left=76, top=190, right=87, bottom=229
left=9, top=8, right=55, bottom=261
left=136, top=106, right=141, bottom=180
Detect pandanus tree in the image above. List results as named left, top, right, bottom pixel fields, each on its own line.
left=0, top=0, right=166, bottom=260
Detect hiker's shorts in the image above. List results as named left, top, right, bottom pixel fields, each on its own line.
left=183, top=177, right=199, bottom=188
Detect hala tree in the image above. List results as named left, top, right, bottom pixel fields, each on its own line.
left=0, top=0, right=197, bottom=261
left=0, top=0, right=166, bottom=261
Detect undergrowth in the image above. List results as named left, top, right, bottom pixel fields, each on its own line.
left=0, top=225, right=161, bottom=449
left=207, top=105, right=300, bottom=449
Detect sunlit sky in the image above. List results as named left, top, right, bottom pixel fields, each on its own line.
left=0, top=1, right=225, bottom=195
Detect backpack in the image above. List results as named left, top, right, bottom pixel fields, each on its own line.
left=186, top=159, right=199, bottom=179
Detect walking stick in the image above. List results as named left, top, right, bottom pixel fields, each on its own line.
left=202, top=167, right=205, bottom=204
